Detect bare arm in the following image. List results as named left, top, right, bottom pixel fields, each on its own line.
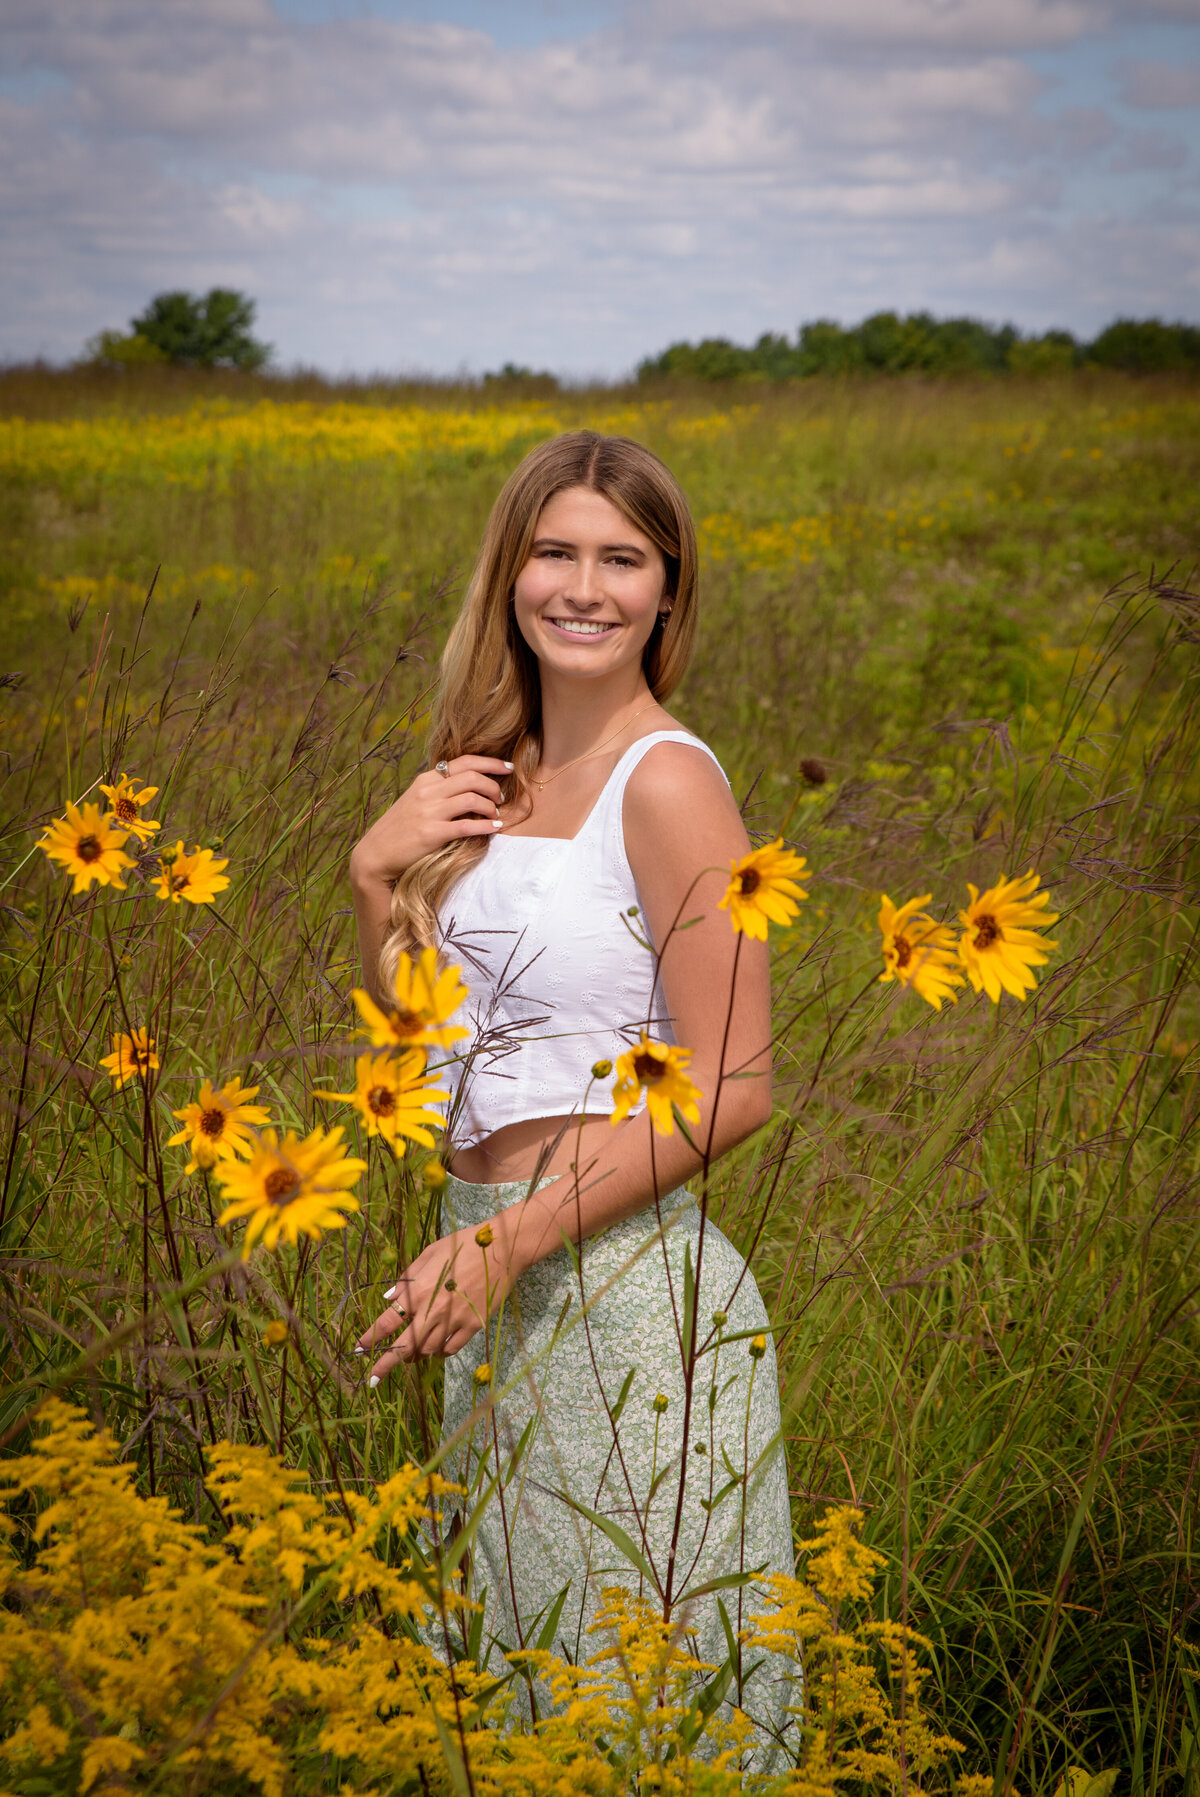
left=349, top=753, right=512, bottom=999
left=361, top=743, right=774, bottom=1373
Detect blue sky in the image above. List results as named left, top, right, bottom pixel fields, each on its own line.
left=3, top=0, right=1198, bottom=377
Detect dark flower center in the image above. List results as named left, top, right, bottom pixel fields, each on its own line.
left=633, top=1052, right=665, bottom=1084
left=367, top=1085, right=396, bottom=1117
left=170, top=873, right=189, bottom=893
left=738, top=868, right=761, bottom=897
left=893, top=935, right=912, bottom=969
left=800, top=758, right=827, bottom=787
left=115, top=798, right=138, bottom=821
left=265, top=1167, right=301, bottom=1204
left=77, top=835, right=102, bottom=863
left=199, top=1107, right=227, bottom=1138
left=974, top=914, right=1001, bottom=950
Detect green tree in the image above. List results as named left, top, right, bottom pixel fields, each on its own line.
left=130, top=288, right=272, bottom=370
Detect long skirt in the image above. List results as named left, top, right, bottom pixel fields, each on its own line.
left=430, top=1173, right=798, bottom=1765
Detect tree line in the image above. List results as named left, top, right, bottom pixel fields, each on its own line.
left=636, top=314, right=1200, bottom=381
left=85, top=289, right=1199, bottom=381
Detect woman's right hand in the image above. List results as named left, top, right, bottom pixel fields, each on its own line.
left=349, top=754, right=512, bottom=887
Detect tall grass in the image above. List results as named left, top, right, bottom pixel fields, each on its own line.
left=1, top=365, right=1197, bottom=1792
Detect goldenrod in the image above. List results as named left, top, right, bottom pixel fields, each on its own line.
left=958, top=869, right=1059, bottom=1003
left=99, top=1029, right=158, bottom=1088
left=352, top=947, right=469, bottom=1050
left=719, top=837, right=809, bottom=939
left=215, top=1125, right=366, bottom=1254
left=878, top=892, right=965, bottom=1011
left=610, top=1033, right=702, bottom=1136
left=39, top=801, right=134, bottom=894
left=98, top=774, right=160, bottom=842
left=316, top=1049, right=446, bottom=1153
left=152, top=841, right=230, bottom=905
left=168, top=1077, right=272, bottom=1173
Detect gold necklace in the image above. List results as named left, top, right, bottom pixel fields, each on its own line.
left=533, top=703, right=659, bottom=792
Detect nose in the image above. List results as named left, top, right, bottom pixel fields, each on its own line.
left=563, top=553, right=602, bottom=608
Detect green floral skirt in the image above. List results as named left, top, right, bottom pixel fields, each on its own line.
left=431, top=1173, right=798, bottom=1765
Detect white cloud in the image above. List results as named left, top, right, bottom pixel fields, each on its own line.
left=0, top=0, right=1196, bottom=372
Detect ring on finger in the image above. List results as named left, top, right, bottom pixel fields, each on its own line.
left=434, top=760, right=450, bottom=778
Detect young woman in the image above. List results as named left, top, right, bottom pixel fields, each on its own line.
left=351, top=432, right=795, bottom=1755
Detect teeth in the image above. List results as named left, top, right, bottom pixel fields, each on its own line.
left=554, top=619, right=614, bottom=635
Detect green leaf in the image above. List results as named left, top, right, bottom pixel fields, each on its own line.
left=532, top=1583, right=571, bottom=1653
left=608, top=1364, right=638, bottom=1430
left=552, top=1488, right=658, bottom=1586
left=677, top=1562, right=767, bottom=1604
left=671, top=1105, right=703, bottom=1154
left=682, top=1239, right=696, bottom=1357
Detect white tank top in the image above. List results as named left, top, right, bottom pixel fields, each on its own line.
left=436, top=731, right=728, bottom=1148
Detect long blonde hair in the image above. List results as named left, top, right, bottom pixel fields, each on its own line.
left=379, top=430, right=700, bottom=985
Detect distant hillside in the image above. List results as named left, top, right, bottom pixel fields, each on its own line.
left=637, top=314, right=1200, bottom=381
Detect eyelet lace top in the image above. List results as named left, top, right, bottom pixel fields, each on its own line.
left=436, top=731, right=727, bottom=1148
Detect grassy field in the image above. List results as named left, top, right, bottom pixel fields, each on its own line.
left=1, top=363, right=1198, bottom=1793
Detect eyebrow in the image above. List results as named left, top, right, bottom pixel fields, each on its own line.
left=532, top=536, right=646, bottom=555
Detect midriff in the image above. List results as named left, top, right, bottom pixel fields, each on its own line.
left=448, top=1112, right=620, bottom=1185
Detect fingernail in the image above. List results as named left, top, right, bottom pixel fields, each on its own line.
left=369, top=1374, right=380, bottom=1390
left=504, top=760, right=513, bottom=769
left=492, top=819, right=503, bottom=829
left=353, top=1346, right=365, bottom=1356
left=383, top=1284, right=397, bottom=1300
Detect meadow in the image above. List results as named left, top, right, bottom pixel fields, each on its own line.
left=0, top=362, right=1198, bottom=1794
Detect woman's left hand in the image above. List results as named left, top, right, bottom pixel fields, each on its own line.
left=355, top=1220, right=513, bottom=1382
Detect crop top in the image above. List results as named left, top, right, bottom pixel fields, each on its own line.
left=435, top=731, right=728, bottom=1149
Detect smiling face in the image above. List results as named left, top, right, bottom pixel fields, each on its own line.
left=511, top=486, right=669, bottom=685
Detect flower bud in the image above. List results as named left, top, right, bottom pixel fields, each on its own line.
left=711, top=1309, right=728, bottom=1329
left=652, top=1392, right=669, bottom=1414
left=591, top=1059, right=613, bottom=1080
left=443, top=1276, right=457, bottom=1292
left=474, top=1223, right=494, bottom=1249
left=474, top=1362, right=492, bottom=1386
left=693, top=1441, right=707, bottom=1456
left=749, top=1333, right=767, bottom=1360
left=422, top=1158, right=448, bottom=1192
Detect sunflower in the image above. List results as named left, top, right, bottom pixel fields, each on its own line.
left=100, top=1028, right=159, bottom=1089
left=39, top=801, right=135, bottom=895
left=610, top=1033, right=702, bottom=1137
left=167, top=1077, right=272, bottom=1173
left=958, top=870, right=1059, bottom=1004
left=316, top=1048, right=447, bottom=1153
left=351, top=947, right=469, bottom=1051
left=214, top=1125, right=366, bottom=1255
left=718, top=838, right=809, bottom=940
left=98, top=774, right=161, bottom=842
left=878, top=893, right=965, bottom=1012
left=152, top=842, right=230, bottom=906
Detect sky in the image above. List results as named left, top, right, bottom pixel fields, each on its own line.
left=3, top=0, right=1199, bottom=378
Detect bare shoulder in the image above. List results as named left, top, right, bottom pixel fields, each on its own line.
left=624, top=735, right=748, bottom=866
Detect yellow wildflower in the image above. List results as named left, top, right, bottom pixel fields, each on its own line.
left=38, top=801, right=134, bottom=894
left=878, top=892, right=965, bottom=1011
left=99, top=1028, right=158, bottom=1088
left=351, top=947, right=469, bottom=1050
left=474, top=1363, right=492, bottom=1386
left=610, top=1033, right=702, bottom=1137
left=958, top=869, right=1059, bottom=1003
left=422, top=1157, right=448, bottom=1191
left=167, top=1077, right=272, bottom=1173
left=719, top=837, right=808, bottom=939
left=215, top=1125, right=366, bottom=1255
left=263, top=1319, right=289, bottom=1348
left=474, top=1223, right=494, bottom=1248
left=98, top=773, right=160, bottom=841
left=152, top=841, right=230, bottom=905
left=316, top=1049, right=446, bottom=1153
